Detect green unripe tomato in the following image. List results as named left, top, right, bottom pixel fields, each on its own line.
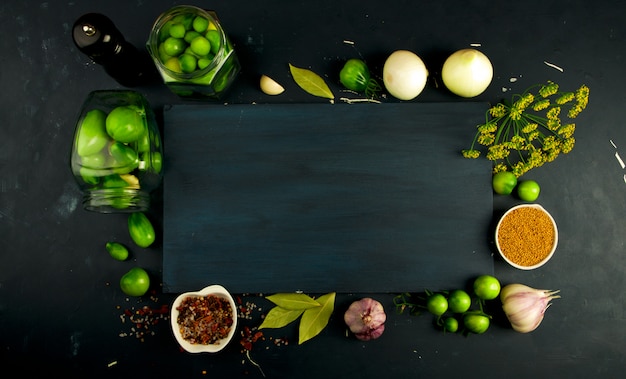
left=492, top=171, right=517, bottom=195
left=463, top=312, right=490, bottom=334
left=77, top=109, right=110, bottom=156
left=120, top=267, right=150, bottom=297
left=443, top=317, right=459, bottom=333
left=339, top=58, right=371, bottom=92
left=473, top=275, right=501, bottom=300
left=128, top=212, right=156, bottom=248
left=106, top=106, right=146, bottom=143
left=448, top=289, right=472, bottom=313
left=426, top=293, right=449, bottom=316
left=517, top=180, right=541, bottom=202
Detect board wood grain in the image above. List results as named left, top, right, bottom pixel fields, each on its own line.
left=162, top=103, right=493, bottom=294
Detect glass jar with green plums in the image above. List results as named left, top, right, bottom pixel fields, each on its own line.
left=70, top=90, right=163, bottom=213
left=147, top=5, right=241, bottom=99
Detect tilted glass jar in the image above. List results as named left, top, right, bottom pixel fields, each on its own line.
left=70, top=90, right=163, bottom=213
left=147, top=5, right=241, bottom=99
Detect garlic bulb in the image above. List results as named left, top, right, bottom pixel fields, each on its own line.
left=344, top=298, right=386, bottom=341
left=500, top=283, right=561, bottom=333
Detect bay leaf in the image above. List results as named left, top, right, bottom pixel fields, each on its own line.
left=266, top=293, right=321, bottom=310
left=298, top=292, right=336, bottom=344
left=258, top=306, right=305, bottom=329
left=289, top=64, right=335, bottom=100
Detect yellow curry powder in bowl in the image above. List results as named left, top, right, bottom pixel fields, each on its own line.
left=495, top=204, right=558, bottom=270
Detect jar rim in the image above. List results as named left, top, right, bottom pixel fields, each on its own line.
left=147, top=5, right=228, bottom=79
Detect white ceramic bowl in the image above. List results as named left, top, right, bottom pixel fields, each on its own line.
left=170, top=284, right=238, bottom=353
left=495, top=204, right=558, bottom=270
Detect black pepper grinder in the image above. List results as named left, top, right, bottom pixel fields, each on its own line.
left=72, top=13, right=158, bottom=87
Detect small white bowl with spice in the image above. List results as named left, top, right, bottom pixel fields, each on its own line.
left=495, top=203, right=559, bottom=270
left=170, top=284, right=238, bottom=353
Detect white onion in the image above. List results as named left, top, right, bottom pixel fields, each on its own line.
left=441, top=48, right=493, bottom=98
left=383, top=50, right=428, bottom=101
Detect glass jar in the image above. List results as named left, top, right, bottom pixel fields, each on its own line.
left=70, top=90, right=163, bottom=213
left=147, top=5, right=241, bottom=99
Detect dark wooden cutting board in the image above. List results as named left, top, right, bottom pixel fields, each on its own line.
left=162, top=103, right=493, bottom=294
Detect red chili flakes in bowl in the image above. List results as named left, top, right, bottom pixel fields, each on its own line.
left=176, top=294, right=234, bottom=345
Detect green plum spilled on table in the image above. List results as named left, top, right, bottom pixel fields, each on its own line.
left=105, top=241, right=129, bottom=261
left=128, top=212, right=156, bottom=248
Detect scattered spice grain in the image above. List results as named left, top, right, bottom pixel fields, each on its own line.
left=497, top=207, right=556, bottom=267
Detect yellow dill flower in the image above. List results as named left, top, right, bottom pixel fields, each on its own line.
left=558, top=123, right=576, bottom=138
left=539, top=81, right=559, bottom=98
left=561, top=137, right=575, bottom=153
left=493, top=163, right=508, bottom=174
left=510, top=135, right=526, bottom=149
left=462, top=81, right=588, bottom=176
left=489, top=103, right=507, bottom=118
left=512, top=93, right=534, bottom=112
left=510, top=106, right=523, bottom=121
left=532, top=99, right=550, bottom=111
left=477, top=133, right=495, bottom=146
left=528, top=148, right=545, bottom=166
left=556, top=92, right=575, bottom=105
left=567, top=85, right=589, bottom=118
left=545, top=148, right=560, bottom=162
left=486, top=145, right=510, bottom=160
left=568, top=104, right=584, bottom=118
left=461, top=149, right=481, bottom=159
left=521, top=123, right=538, bottom=134
left=512, top=161, right=531, bottom=177
left=546, top=106, right=561, bottom=120
left=546, top=118, right=561, bottom=131
left=543, top=135, right=559, bottom=150
left=576, top=85, right=590, bottom=104
left=478, top=121, right=498, bottom=133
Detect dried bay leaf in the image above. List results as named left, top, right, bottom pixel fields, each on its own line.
left=266, top=293, right=321, bottom=310
left=289, top=63, right=335, bottom=100
left=259, top=307, right=305, bottom=329
left=298, top=292, right=336, bottom=344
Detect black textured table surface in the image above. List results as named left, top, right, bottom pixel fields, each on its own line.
left=1, top=1, right=624, bottom=377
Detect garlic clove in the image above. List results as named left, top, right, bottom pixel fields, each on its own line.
left=355, top=323, right=385, bottom=341
left=260, top=75, right=285, bottom=95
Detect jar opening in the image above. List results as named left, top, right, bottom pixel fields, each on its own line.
left=83, top=188, right=150, bottom=213
left=147, top=5, right=228, bottom=79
